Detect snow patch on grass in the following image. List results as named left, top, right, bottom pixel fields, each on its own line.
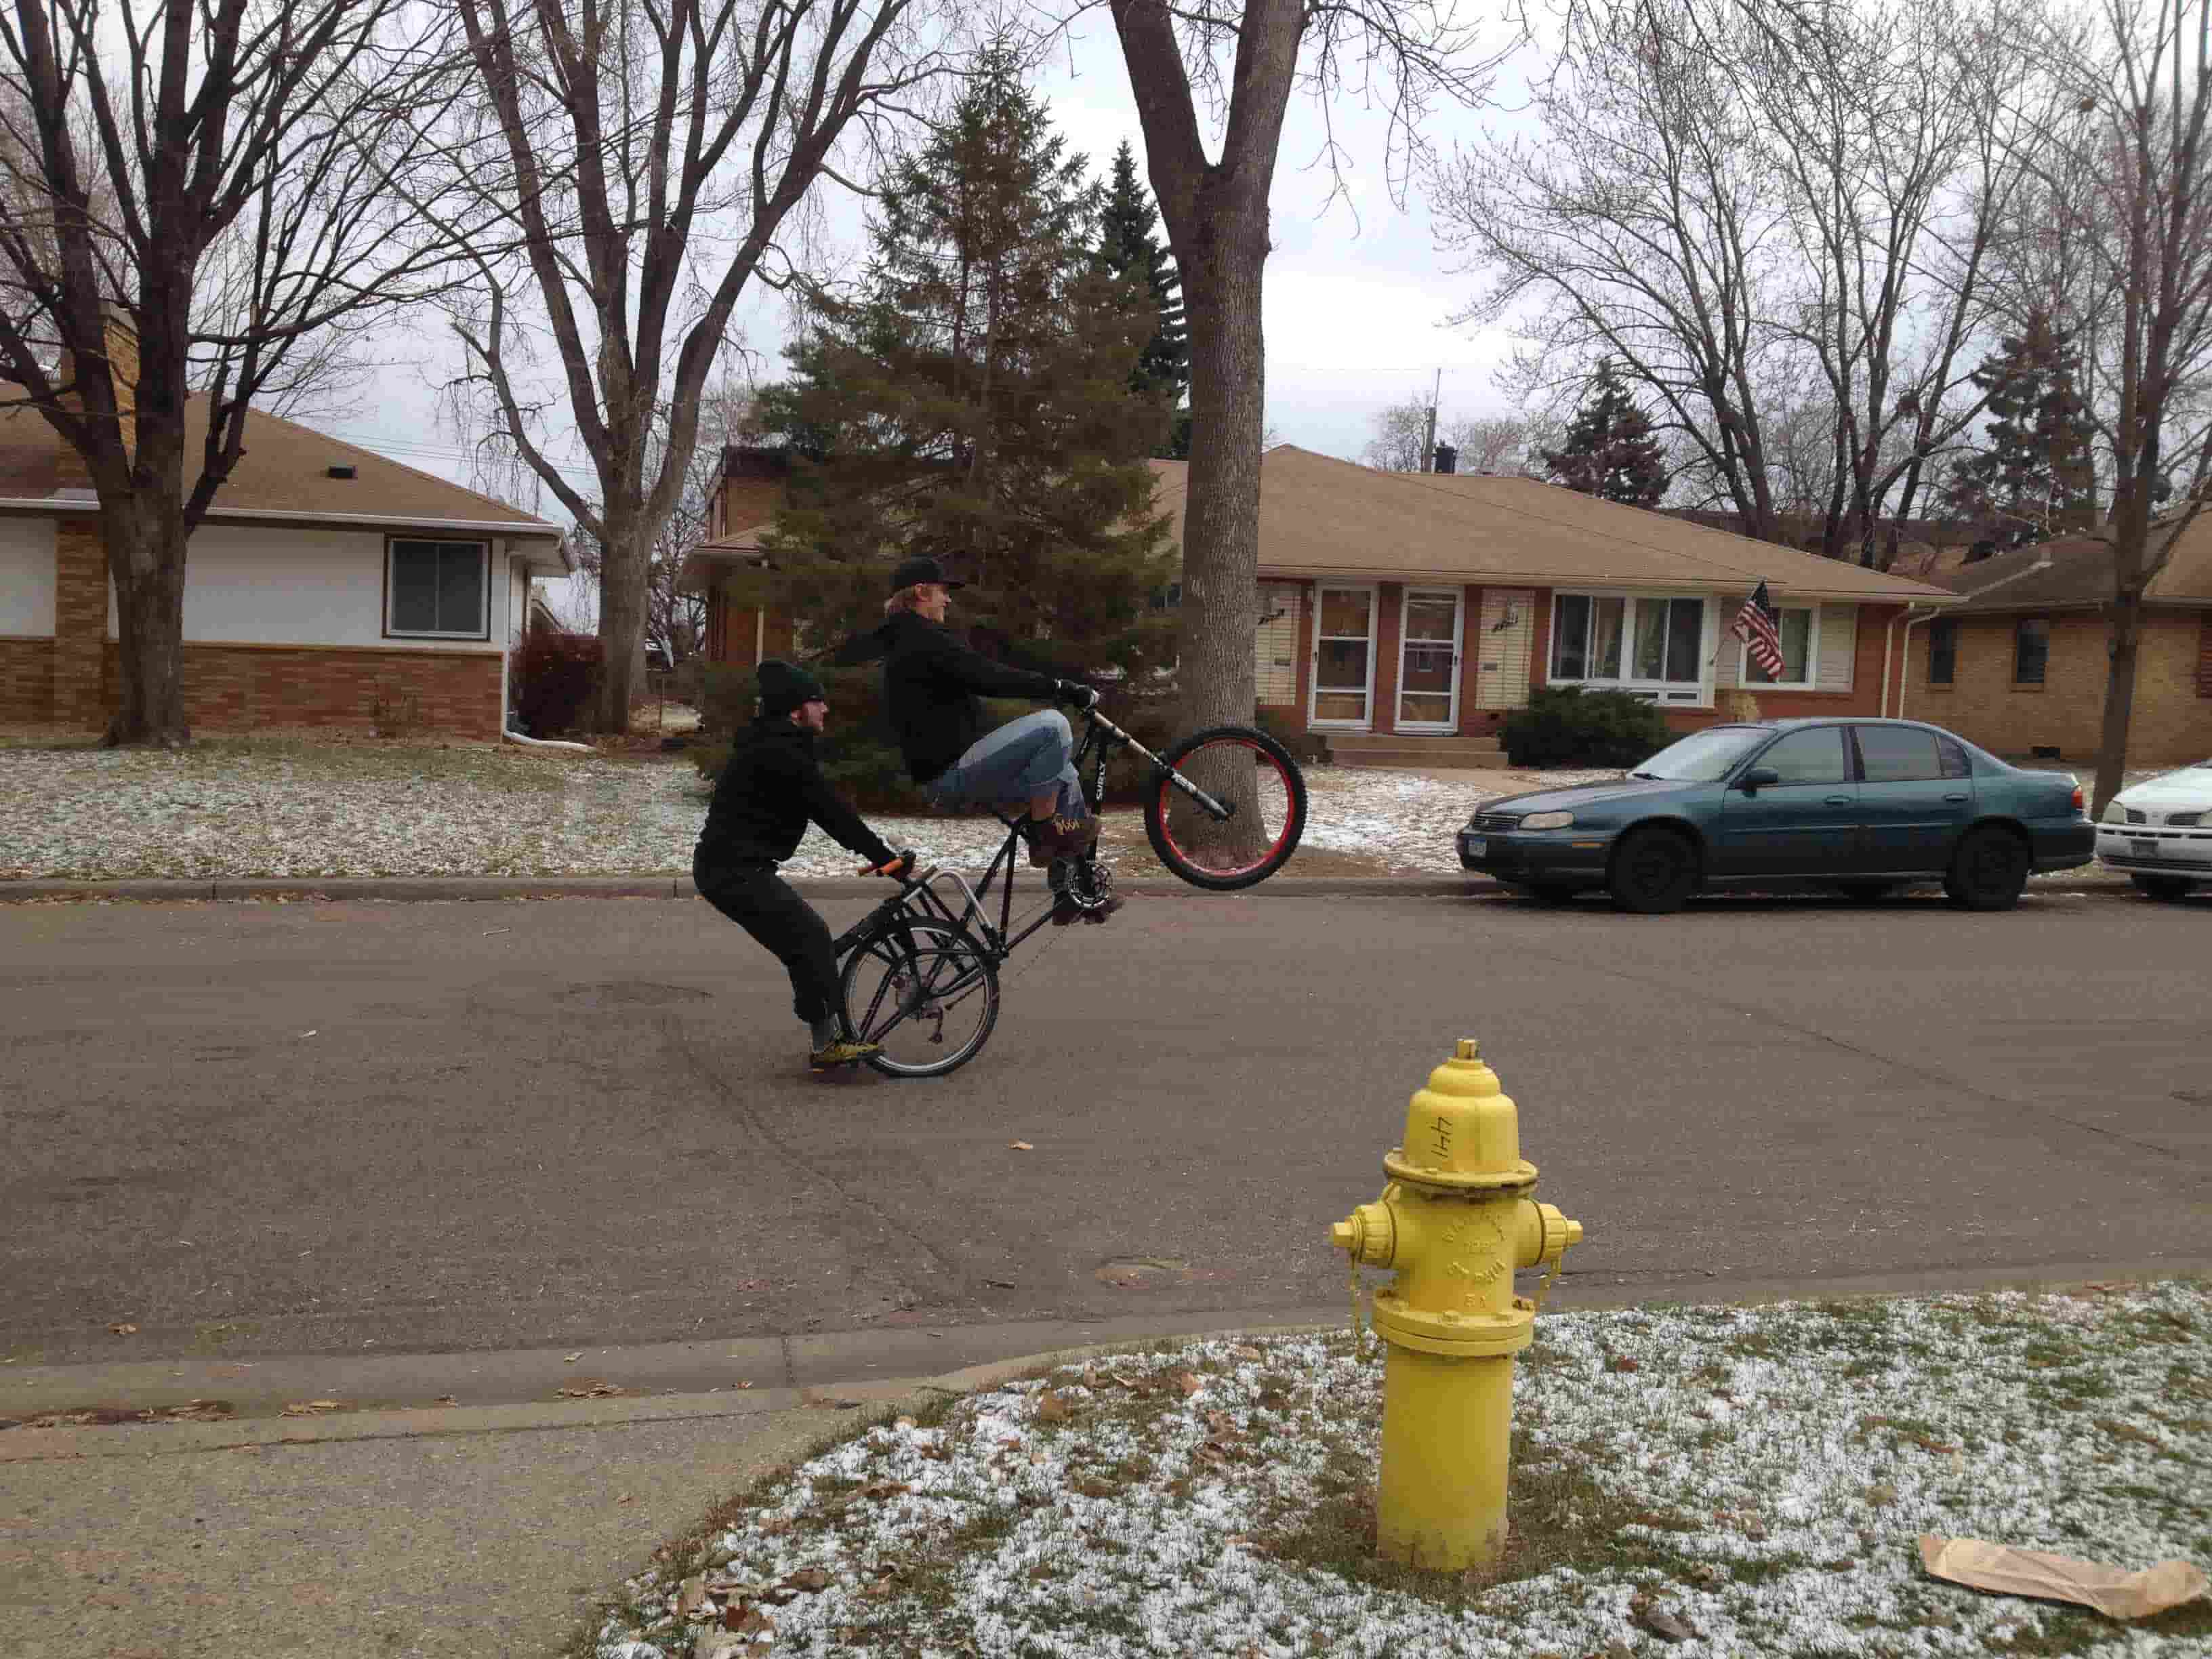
left=583, top=1282, right=2212, bottom=1658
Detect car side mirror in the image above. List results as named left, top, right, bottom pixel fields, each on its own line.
left=1738, top=766, right=1780, bottom=792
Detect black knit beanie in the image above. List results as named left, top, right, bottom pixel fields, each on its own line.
left=757, top=658, right=826, bottom=717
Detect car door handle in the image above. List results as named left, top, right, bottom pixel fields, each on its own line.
left=1824, top=794, right=1852, bottom=805
left=1943, top=792, right=1968, bottom=802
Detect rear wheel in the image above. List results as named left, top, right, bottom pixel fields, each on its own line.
left=1144, top=724, right=1307, bottom=890
left=1608, top=827, right=1698, bottom=914
left=2131, top=873, right=2196, bottom=901
left=840, top=918, right=1000, bottom=1078
left=1943, top=825, right=2030, bottom=911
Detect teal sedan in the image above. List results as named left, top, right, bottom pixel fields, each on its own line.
left=1456, top=718, right=2095, bottom=913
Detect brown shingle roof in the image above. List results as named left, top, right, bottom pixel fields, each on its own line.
left=0, top=391, right=565, bottom=560
left=1936, top=513, right=2212, bottom=611
left=1145, top=447, right=1951, bottom=603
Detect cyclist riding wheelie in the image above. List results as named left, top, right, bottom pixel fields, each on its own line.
left=827, top=554, right=1122, bottom=924
left=691, top=658, right=913, bottom=1074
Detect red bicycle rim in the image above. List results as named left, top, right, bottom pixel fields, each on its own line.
left=1154, top=738, right=1296, bottom=876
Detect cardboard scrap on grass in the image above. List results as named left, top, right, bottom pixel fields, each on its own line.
left=1920, top=1535, right=2209, bottom=1619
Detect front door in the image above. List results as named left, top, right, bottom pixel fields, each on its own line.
left=1851, top=724, right=1975, bottom=874
left=1713, top=725, right=1860, bottom=876
left=1397, top=588, right=1463, bottom=733
left=1311, top=586, right=1375, bottom=728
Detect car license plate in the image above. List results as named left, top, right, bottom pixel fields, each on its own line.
left=1464, top=836, right=1487, bottom=859
left=2133, top=838, right=2159, bottom=857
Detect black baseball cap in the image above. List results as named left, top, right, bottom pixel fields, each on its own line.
left=888, top=554, right=966, bottom=594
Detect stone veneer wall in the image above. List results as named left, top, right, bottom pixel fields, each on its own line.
left=1911, top=611, right=2211, bottom=763
left=0, top=636, right=52, bottom=720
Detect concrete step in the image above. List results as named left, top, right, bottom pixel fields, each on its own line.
left=1319, top=732, right=1511, bottom=771
left=1333, top=749, right=1513, bottom=771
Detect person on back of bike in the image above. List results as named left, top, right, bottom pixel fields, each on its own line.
left=693, top=659, right=914, bottom=1073
left=829, top=554, right=1122, bottom=925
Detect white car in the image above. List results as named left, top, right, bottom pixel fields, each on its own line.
left=2096, top=759, right=2212, bottom=899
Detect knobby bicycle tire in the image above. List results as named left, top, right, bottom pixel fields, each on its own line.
left=839, top=916, right=1000, bottom=1078
left=1143, top=724, right=1308, bottom=891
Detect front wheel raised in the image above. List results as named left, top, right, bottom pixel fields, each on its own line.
left=1144, top=724, right=1308, bottom=890
left=840, top=919, right=1000, bottom=1078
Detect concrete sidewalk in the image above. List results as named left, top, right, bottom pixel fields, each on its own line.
left=4, top=1263, right=2187, bottom=1659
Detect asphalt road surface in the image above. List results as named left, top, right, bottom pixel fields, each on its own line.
left=3, top=886, right=2207, bottom=1368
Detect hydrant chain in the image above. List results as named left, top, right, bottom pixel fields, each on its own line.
left=1327, top=1036, right=1584, bottom=1572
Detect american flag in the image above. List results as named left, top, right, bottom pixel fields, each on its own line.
left=1730, top=581, right=1786, bottom=678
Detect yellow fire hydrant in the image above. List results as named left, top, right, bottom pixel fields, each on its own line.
left=1329, top=1036, right=1584, bottom=1570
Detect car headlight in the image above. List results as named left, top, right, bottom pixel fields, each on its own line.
left=2102, top=801, right=2127, bottom=823
left=1519, top=811, right=1576, bottom=831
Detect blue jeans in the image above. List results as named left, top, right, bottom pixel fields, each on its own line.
left=926, top=710, right=1085, bottom=820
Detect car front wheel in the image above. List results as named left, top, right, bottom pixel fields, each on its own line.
left=2131, top=873, right=2196, bottom=901
left=1608, top=827, right=1698, bottom=914
left=1944, top=825, right=2030, bottom=911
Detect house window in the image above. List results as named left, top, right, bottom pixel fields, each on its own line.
left=1740, top=604, right=1818, bottom=687
left=387, top=539, right=489, bottom=638
left=2013, top=617, right=2050, bottom=686
left=1928, top=618, right=1957, bottom=685
left=1551, top=592, right=1707, bottom=701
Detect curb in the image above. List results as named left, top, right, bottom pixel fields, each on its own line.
left=0, top=873, right=2135, bottom=904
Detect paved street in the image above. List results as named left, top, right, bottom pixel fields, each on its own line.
left=3, top=887, right=2207, bottom=1373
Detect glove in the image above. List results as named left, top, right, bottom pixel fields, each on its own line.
left=859, top=850, right=917, bottom=879
left=1055, top=678, right=1099, bottom=711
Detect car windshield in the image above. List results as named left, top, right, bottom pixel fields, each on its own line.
left=1627, top=726, right=1774, bottom=782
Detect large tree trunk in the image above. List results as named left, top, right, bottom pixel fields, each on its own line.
left=102, top=499, right=191, bottom=749
left=2092, top=586, right=2143, bottom=815
left=592, top=499, right=650, bottom=734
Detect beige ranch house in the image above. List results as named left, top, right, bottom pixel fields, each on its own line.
left=0, top=394, right=567, bottom=738
left=687, top=445, right=1955, bottom=765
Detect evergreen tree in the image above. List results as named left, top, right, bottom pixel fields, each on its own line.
left=1942, top=312, right=2097, bottom=546
left=1542, top=359, right=1668, bottom=506
left=1098, top=139, right=1189, bottom=457
left=757, top=49, right=1177, bottom=678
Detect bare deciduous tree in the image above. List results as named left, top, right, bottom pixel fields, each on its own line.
left=1444, top=411, right=1528, bottom=474
left=1362, top=394, right=1433, bottom=470
left=0, top=0, right=464, bottom=745
left=2023, top=0, right=2212, bottom=809
left=1104, top=0, right=1513, bottom=855
left=438, top=0, right=947, bottom=734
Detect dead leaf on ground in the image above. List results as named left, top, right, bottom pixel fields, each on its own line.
left=563, top=1351, right=584, bottom=1363
left=280, top=1399, right=349, bottom=1417
left=1035, top=1390, right=1074, bottom=1424
left=1008, top=1141, right=1034, bottom=1151
left=1629, top=1595, right=1698, bottom=1641
left=433, top=1395, right=459, bottom=1407
left=1172, top=1370, right=1204, bottom=1397
left=107, top=1323, right=138, bottom=1336
left=724, top=1604, right=776, bottom=1635
left=616, top=1494, right=636, bottom=1504
left=862, top=1481, right=911, bottom=1500
left=676, top=1576, right=710, bottom=1617
left=783, top=1567, right=832, bottom=1593
left=1919, top=1534, right=2210, bottom=1620
left=1229, top=1345, right=1262, bottom=1360
left=556, top=1380, right=626, bottom=1399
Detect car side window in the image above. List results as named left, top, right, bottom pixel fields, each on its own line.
left=1856, top=726, right=1943, bottom=783
left=1752, top=727, right=1849, bottom=785
left=1938, top=737, right=1971, bottom=780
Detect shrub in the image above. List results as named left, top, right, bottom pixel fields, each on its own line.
left=512, top=630, right=602, bottom=737
left=1501, top=685, right=1672, bottom=769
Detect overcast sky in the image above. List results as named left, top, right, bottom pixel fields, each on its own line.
left=312, top=12, right=1535, bottom=527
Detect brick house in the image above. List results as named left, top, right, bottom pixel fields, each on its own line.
left=1904, top=522, right=2212, bottom=765
left=681, top=443, right=1954, bottom=766
left=0, top=384, right=567, bottom=738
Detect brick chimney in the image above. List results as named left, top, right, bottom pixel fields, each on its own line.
left=1433, top=442, right=1458, bottom=475
left=49, top=302, right=137, bottom=724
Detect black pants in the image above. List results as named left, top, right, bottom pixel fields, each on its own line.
left=695, top=857, right=838, bottom=1025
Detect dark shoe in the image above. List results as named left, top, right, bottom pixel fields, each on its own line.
left=808, top=1038, right=880, bottom=1069
left=1024, top=819, right=1056, bottom=869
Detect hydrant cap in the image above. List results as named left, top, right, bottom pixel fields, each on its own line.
left=1386, top=1035, right=1537, bottom=1189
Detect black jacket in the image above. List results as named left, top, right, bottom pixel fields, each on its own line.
left=695, top=717, right=897, bottom=871
left=830, top=611, right=1061, bottom=784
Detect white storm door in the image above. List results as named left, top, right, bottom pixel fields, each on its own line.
left=1397, top=588, right=1464, bottom=733
left=1310, top=585, right=1376, bottom=728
